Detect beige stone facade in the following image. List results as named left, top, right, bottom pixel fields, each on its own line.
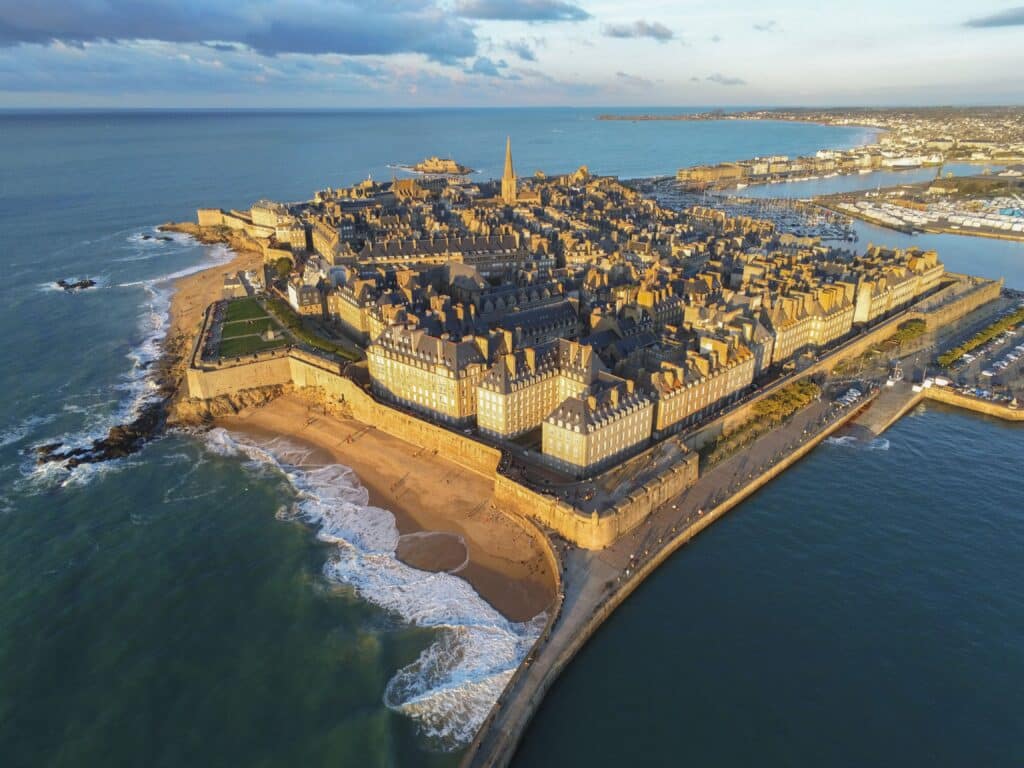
left=367, top=326, right=489, bottom=425
left=650, top=338, right=755, bottom=436
left=542, top=379, right=653, bottom=477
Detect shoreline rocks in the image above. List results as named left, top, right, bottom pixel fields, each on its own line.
left=56, top=278, right=97, bottom=292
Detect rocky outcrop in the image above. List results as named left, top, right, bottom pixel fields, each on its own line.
left=56, top=278, right=97, bottom=292
left=168, top=384, right=294, bottom=426
left=159, top=221, right=264, bottom=256
left=36, top=399, right=167, bottom=468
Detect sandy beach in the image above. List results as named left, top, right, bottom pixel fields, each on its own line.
left=217, top=394, right=556, bottom=622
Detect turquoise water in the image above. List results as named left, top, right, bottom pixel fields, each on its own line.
left=0, top=110, right=1020, bottom=766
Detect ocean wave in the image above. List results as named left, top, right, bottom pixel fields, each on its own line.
left=0, top=413, right=60, bottom=449
left=117, top=242, right=233, bottom=288
left=825, top=435, right=890, bottom=451
left=203, top=427, right=543, bottom=749
left=16, top=451, right=135, bottom=493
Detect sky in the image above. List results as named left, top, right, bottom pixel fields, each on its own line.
left=1, top=0, right=1023, bottom=108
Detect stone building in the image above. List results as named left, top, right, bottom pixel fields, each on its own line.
left=367, top=326, right=492, bottom=425
left=852, top=248, right=944, bottom=324
left=542, top=375, right=653, bottom=477
left=476, top=338, right=602, bottom=439
left=648, top=336, right=755, bottom=436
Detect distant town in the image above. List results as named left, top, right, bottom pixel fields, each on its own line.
left=602, top=107, right=1024, bottom=192
left=163, top=123, right=1023, bottom=767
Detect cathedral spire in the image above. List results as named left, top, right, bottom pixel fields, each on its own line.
left=501, top=135, right=517, bottom=205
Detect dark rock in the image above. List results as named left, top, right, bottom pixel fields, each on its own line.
left=56, top=278, right=97, bottom=292
left=36, top=399, right=168, bottom=469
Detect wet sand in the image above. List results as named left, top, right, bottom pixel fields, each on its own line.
left=218, top=393, right=556, bottom=622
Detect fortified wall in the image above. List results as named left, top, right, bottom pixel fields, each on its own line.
left=186, top=339, right=700, bottom=548
left=186, top=348, right=502, bottom=477
left=493, top=451, right=699, bottom=550
left=196, top=207, right=276, bottom=241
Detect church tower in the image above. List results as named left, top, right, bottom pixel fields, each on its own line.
left=501, top=136, right=517, bottom=205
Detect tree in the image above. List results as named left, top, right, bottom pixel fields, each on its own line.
left=274, top=256, right=293, bottom=279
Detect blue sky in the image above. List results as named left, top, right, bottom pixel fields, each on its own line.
left=1, top=0, right=1022, bottom=107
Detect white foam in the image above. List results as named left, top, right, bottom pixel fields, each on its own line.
left=0, top=413, right=59, bottom=449
left=825, top=435, right=891, bottom=451
left=117, top=242, right=233, bottom=288
left=203, top=427, right=543, bottom=749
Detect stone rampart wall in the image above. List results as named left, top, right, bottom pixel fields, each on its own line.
left=925, top=387, right=1024, bottom=420
left=494, top=451, right=699, bottom=550
left=186, top=353, right=293, bottom=400
left=197, top=208, right=225, bottom=227
left=913, top=277, right=1003, bottom=329
left=286, top=355, right=503, bottom=478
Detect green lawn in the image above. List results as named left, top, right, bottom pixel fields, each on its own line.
left=224, top=298, right=268, bottom=322
left=265, top=297, right=361, bottom=362
left=221, top=317, right=276, bottom=339
left=218, top=334, right=286, bottom=358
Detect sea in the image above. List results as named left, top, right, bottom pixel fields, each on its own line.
left=0, top=109, right=1021, bottom=767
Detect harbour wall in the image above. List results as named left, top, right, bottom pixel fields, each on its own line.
left=925, top=387, right=1024, bottom=422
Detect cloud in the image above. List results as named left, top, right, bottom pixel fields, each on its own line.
left=603, top=20, right=675, bottom=41
left=753, top=20, right=778, bottom=32
left=454, top=0, right=590, bottom=22
left=199, top=41, right=240, bottom=53
left=964, top=7, right=1024, bottom=27
left=505, top=39, right=538, bottom=61
left=706, top=72, right=746, bottom=86
left=0, top=1, right=478, bottom=63
left=615, top=71, right=652, bottom=87
left=468, top=56, right=507, bottom=77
